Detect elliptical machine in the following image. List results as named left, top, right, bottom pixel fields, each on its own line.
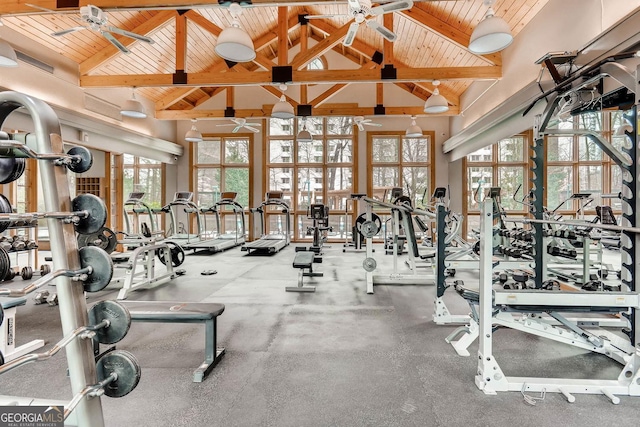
left=307, top=204, right=332, bottom=254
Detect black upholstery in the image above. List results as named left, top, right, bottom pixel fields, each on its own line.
left=293, top=251, right=315, bottom=268
left=1, top=297, right=27, bottom=309
left=120, top=301, right=225, bottom=321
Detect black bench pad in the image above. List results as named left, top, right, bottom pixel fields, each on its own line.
left=120, top=301, right=224, bottom=322
left=293, top=251, right=315, bottom=269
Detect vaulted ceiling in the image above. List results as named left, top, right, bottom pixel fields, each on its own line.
left=0, top=0, right=549, bottom=120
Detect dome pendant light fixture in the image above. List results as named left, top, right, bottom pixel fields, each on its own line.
left=297, top=118, right=313, bottom=142
left=120, top=88, right=147, bottom=119
left=185, top=119, right=203, bottom=142
left=214, top=3, right=256, bottom=63
left=424, top=81, right=449, bottom=114
left=0, top=39, right=18, bottom=67
left=405, top=116, right=423, bottom=138
left=271, top=84, right=295, bottom=119
left=469, top=0, right=513, bottom=55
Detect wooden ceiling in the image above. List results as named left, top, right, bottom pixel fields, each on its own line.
left=1, top=0, right=550, bottom=119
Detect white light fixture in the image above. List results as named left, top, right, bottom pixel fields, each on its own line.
left=405, top=116, right=423, bottom=138
left=214, top=3, right=256, bottom=63
left=185, top=119, right=203, bottom=142
left=120, top=88, right=147, bottom=119
left=297, top=119, right=313, bottom=142
left=271, top=84, right=295, bottom=119
left=469, top=0, right=513, bottom=55
left=424, top=81, right=449, bottom=114
left=0, top=39, right=18, bottom=68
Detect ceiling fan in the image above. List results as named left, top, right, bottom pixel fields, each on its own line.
left=305, top=0, right=414, bottom=47
left=215, top=118, right=261, bottom=133
left=353, top=116, right=383, bottom=131
left=49, top=5, right=154, bottom=54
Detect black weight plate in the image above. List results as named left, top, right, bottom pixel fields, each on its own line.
left=0, top=194, right=11, bottom=233
left=79, top=246, right=114, bottom=293
left=0, top=246, right=9, bottom=283
left=78, top=227, right=118, bottom=254
left=156, top=241, right=185, bottom=267
left=72, top=194, right=107, bottom=235
left=40, top=264, right=51, bottom=275
left=88, top=300, right=131, bottom=345
left=67, top=146, right=93, bottom=174
left=96, top=350, right=141, bottom=398
left=10, top=158, right=25, bottom=184
left=0, top=348, right=3, bottom=366
left=20, top=266, right=33, bottom=280
left=0, top=158, right=24, bottom=184
left=0, top=304, right=4, bottom=327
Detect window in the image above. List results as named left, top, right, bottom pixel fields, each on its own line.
left=266, top=117, right=355, bottom=240
left=192, top=136, right=252, bottom=235
left=307, top=57, right=326, bottom=70
left=123, top=154, right=163, bottom=210
left=463, top=135, right=529, bottom=237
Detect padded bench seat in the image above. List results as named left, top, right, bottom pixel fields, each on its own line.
left=293, top=251, right=314, bottom=269
left=287, top=250, right=322, bottom=293
left=1, top=297, right=27, bottom=310
left=119, top=301, right=225, bottom=382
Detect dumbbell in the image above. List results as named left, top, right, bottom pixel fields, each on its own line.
left=46, top=292, right=58, bottom=306
left=503, top=281, right=525, bottom=290
left=541, top=279, right=560, bottom=290
left=21, top=264, right=52, bottom=280
left=3, top=266, right=20, bottom=281
left=11, top=235, right=25, bottom=251
left=33, top=290, right=50, bottom=305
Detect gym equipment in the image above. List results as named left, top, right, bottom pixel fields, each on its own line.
left=20, top=264, right=52, bottom=280
left=0, top=157, right=25, bottom=184
left=287, top=249, right=321, bottom=292
left=78, top=226, right=118, bottom=254
left=119, top=301, right=226, bottom=382
left=343, top=194, right=369, bottom=253
left=242, top=191, right=291, bottom=255
left=95, top=350, right=141, bottom=398
left=1, top=297, right=45, bottom=362
left=362, top=257, right=377, bottom=272
left=155, top=241, right=186, bottom=267
left=305, top=204, right=332, bottom=254
left=185, top=192, right=246, bottom=252
left=159, top=192, right=204, bottom=246
left=0, top=193, right=107, bottom=235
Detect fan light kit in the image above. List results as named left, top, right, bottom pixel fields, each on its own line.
left=216, top=117, right=261, bottom=133
left=52, top=5, right=154, bottom=54
left=353, top=116, right=383, bottom=131
left=297, top=119, right=313, bottom=142
left=120, top=89, right=146, bottom=119
left=185, top=119, right=203, bottom=142
left=0, top=39, right=18, bottom=67
left=469, top=0, right=513, bottom=55
left=305, top=0, right=413, bottom=47
left=405, top=116, right=423, bottom=138
left=271, top=85, right=295, bottom=119
left=214, top=3, right=256, bottom=63
left=424, top=81, right=449, bottom=114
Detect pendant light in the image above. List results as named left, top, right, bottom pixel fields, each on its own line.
left=297, top=118, right=313, bottom=142
left=271, top=84, right=295, bottom=119
left=0, top=39, right=18, bottom=67
left=405, top=116, right=423, bottom=138
left=120, top=88, right=147, bottom=119
left=469, top=0, right=513, bottom=55
left=214, top=3, right=256, bottom=63
left=185, top=119, right=203, bottom=142
left=424, top=81, right=449, bottom=114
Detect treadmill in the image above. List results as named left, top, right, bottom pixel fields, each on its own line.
left=161, top=191, right=203, bottom=245
left=182, top=192, right=246, bottom=253
left=242, top=191, right=291, bottom=255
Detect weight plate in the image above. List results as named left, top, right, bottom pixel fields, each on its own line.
left=0, top=158, right=25, bottom=184
left=96, top=350, right=141, bottom=398
left=0, top=349, right=4, bottom=366
left=77, top=227, right=118, bottom=254
left=393, top=195, right=413, bottom=209
left=79, top=246, right=114, bottom=293
left=362, top=257, right=377, bottom=272
left=0, top=194, right=12, bottom=233
left=156, top=241, right=186, bottom=267
left=40, top=264, right=51, bottom=275
left=0, top=304, right=4, bottom=327
left=20, top=266, right=33, bottom=280
left=0, top=246, right=10, bottom=283
left=72, top=194, right=107, bottom=235
left=88, top=300, right=131, bottom=345
left=66, top=146, right=93, bottom=174
left=360, top=220, right=379, bottom=238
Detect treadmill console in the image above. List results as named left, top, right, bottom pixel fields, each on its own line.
left=127, top=192, right=145, bottom=202
left=220, top=192, right=237, bottom=201
left=486, top=187, right=501, bottom=199
left=266, top=191, right=283, bottom=201
left=570, top=193, right=592, bottom=199
left=174, top=192, right=193, bottom=202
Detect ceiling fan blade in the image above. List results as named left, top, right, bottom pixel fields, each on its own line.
left=245, top=123, right=261, bottom=126
left=107, top=26, right=154, bottom=44
left=244, top=126, right=260, bottom=133
left=347, top=0, right=361, bottom=10
left=366, top=20, right=397, bottom=42
left=370, top=0, right=414, bottom=16
left=102, top=31, right=130, bottom=54
left=52, top=26, right=87, bottom=37
left=232, top=125, right=242, bottom=133
left=215, top=124, right=234, bottom=127
left=343, top=22, right=360, bottom=47
left=365, top=122, right=383, bottom=127
left=304, top=14, right=342, bottom=19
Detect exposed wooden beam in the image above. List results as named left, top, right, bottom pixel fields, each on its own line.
left=155, top=104, right=460, bottom=120
left=184, top=9, right=221, bottom=36
left=300, top=22, right=308, bottom=104
left=290, top=21, right=351, bottom=70
left=400, top=6, right=502, bottom=66
left=175, top=13, right=187, bottom=71
left=278, top=7, right=288, bottom=66
left=310, top=84, right=346, bottom=107
left=383, top=13, right=393, bottom=65
left=395, top=82, right=459, bottom=106
left=83, top=66, right=500, bottom=87
left=376, top=83, right=384, bottom=105
left=308, top=19, right=377, bottom=59
left=194, top=87, right=226, bottom=107
left=79, top=10, right=175, bottom=75
left=226, top=86, right=234, bottom=107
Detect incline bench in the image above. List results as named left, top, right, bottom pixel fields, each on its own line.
left=119, top=301, right=225, bottom=382
left=287, top=249, right=322, bottom=292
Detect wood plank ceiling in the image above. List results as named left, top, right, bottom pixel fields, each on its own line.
left=1, top=0, right=550, bottom=119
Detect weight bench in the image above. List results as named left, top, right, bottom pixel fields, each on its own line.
left=1, top=297, right=45, bottom=364
left=287, top=250, right=322, bottom=292
left=119, top=301, right=225, bottom=382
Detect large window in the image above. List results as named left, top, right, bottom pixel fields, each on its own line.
left=368, top=132, right=435, bottom=209
left=123, top=154, right=163, bottom=210
left=192, top=135, right=251, bottom=235
left=464, top=134, right=530, bottom=235
left=266, top=117, right=355, bottom=240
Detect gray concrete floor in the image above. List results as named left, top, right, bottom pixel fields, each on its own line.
left=2, top=243, right=640, bottom=426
